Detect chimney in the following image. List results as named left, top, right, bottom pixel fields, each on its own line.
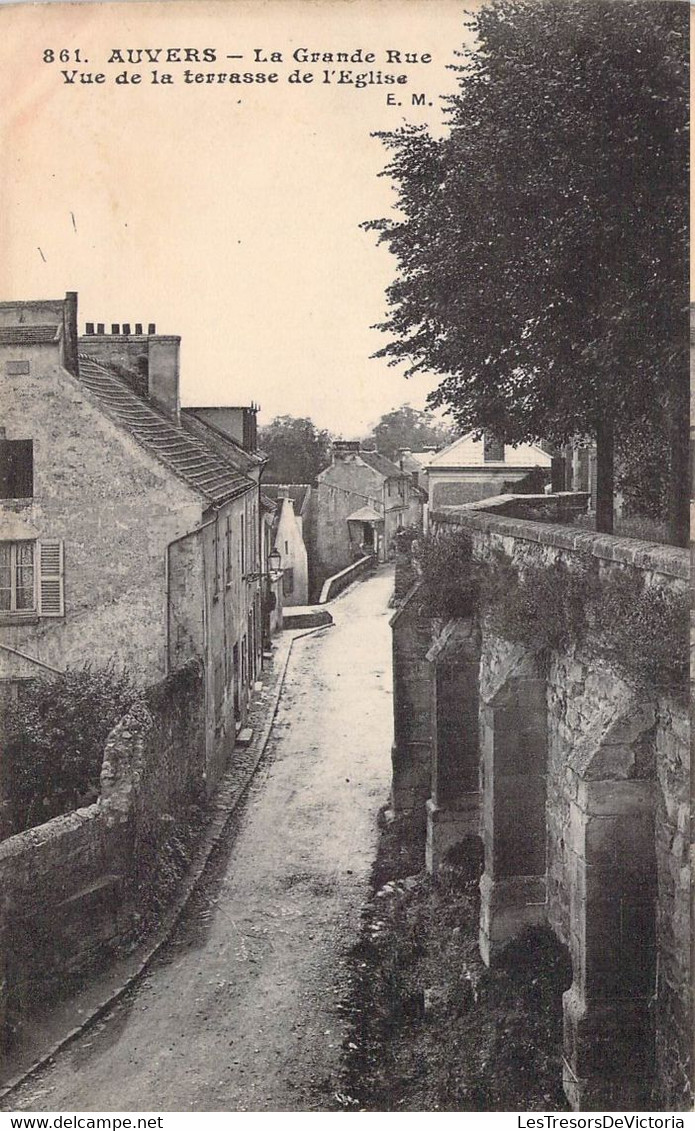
left=332, top=440, right=361, bottom=462
left=62, top=291, right=78, bottom=377
left=147, top=335, right=181, bottom=420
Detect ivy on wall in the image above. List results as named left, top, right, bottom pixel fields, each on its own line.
left=415, top=531, right=688, bottom=697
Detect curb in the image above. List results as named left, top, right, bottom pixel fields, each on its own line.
left=0, top=623, right=331, bottom=1105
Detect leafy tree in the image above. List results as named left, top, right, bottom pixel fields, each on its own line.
left=367, top=1, right=688, bottom=543
left=259, top=415, right=334, bottom=483
left=364, top=404, right=456, bottom=462
left=2, top=664, right=140, bottom=834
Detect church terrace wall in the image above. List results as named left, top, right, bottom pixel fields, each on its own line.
left=422, top=508, right=689, bottom=1108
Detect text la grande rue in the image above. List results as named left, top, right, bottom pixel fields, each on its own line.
left=51, top=45, right=433, bottom=85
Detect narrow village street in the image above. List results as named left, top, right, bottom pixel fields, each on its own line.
left=7, top=568, right=395, bottom=1113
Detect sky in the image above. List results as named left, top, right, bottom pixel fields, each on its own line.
left=0, top=0, right=473, bottom=436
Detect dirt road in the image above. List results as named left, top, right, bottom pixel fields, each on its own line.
left=8, top=568, right=395, bottom=1113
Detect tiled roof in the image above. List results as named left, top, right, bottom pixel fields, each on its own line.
left=359, top=450, right=405, bottom=479
left=180, top=408, right=266, bottom=469
left=78, top=356, right=253, bottom=505
left=0, top=324, right=60, bottom=345
left=400, top=450, right=437, bottom=473
left=262, top=483, right=312, bottom=514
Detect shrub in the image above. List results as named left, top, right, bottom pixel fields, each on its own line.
left=416, top=529, right=482, bottom=619
left=2, top=663, right=140, bottom=834
left=416, top=529, right=687, bottom=696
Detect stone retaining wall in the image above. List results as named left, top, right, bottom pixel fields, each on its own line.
left=0, top=661, right=205, bottom=1051
left=319, top=554, right=375, bottom=603
left=393, top=508, right=690, bottom=1109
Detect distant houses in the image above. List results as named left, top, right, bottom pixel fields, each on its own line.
left=422, top=431, right=553, bottom=525
left=0, top=294, right=281, bottom=793
left=312, top=441, right=422, bottom=589
left=262, top=484, right=311, bottom=606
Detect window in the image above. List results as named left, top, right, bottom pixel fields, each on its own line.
left=0, top=542, right=35, bottom=611
left=283, top=567, right=294, bottom=597
left=0, top=439, right=33, bottom=498
left=0, top=539, right=63, bottom=617
left=212, top=520, right=220, bottom=596
left=225, top=514, right=232, bottom=586
left=240, top=514, right=245, bottom=576
left=483, top=434, right=505, bottom=462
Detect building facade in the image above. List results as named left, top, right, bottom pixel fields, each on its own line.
left=314, top=441, right=421, bottom=586
left=262, top=485, right=310, bottom=606
left=0, top=295, right=269, bottom=792
left=424, top=432, right=553, bottom=525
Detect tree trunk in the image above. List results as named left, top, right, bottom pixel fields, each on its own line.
left=666, top=394, right=689, bottom=548
left=595, top=418, right=614, bottom=534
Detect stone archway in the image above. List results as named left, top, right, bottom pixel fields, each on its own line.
left=477, top=638, right=549, bottom=965
left=562, top=699, right=657, bottom=1110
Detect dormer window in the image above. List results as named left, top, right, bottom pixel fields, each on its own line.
left=483, top=434, right=505, bottom=462
left=0, top=438, right=33, bottom=498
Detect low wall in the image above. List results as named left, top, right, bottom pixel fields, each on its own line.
left=395, top=508, right=689, bottom=1109
left=318, top=554, right=374, bottom=603
left=0, top=661, right=205, bottom=1050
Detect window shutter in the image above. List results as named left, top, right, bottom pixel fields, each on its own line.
left=37, top=539, right=64, bottom=616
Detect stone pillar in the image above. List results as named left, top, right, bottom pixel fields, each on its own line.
left=563, top=778, right=656, bottom=1110
left=389, top=586, right=434, bottom=824
left=425, top=619, right=481, bottom=875
left=479, top=674, right=548, bottom=964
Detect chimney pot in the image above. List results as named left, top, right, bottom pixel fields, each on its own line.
left=148, top=323, right=156, bottom=335
left=122, top=323, right=131, bottom=336
left=135, top=323, right=143, bottom=336
left=97, top=323, right=105, bottom=335
left=85, top=322, right=94, bottom=335
left=112, top=324, right=120, bottom=335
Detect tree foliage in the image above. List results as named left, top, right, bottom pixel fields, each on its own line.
left=367, top=0, right=688, bottom=540
left=2, top=664, right=140, bottom=835
left=259, top=415, right=334, bottom=483
left=364, top=404, right=456, bottom=462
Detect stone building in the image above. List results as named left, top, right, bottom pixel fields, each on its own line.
left=397, top=447, right=438, bottom=491
left=262, top=485, right=311, bottom=606
left=0, top=293, right=271, bottom=793
left=314, top=441, right=422, bottom=587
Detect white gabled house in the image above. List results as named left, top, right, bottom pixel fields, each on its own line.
left=423, top=431, right=552, bottom=524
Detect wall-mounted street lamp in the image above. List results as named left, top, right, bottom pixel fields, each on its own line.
left=243, top=548, right=282, bottom=583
